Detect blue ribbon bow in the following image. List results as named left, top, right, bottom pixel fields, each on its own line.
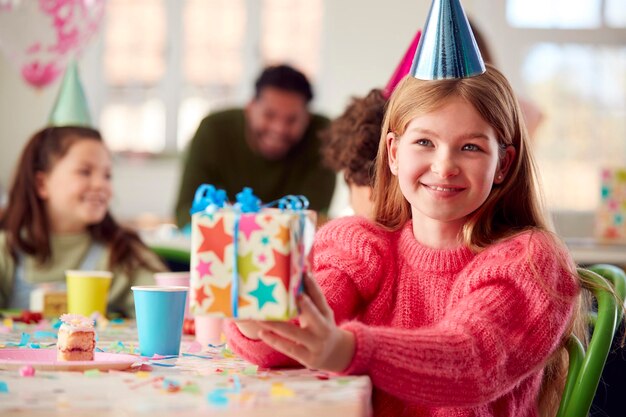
left=234, top=187, right=261, bottom=213
left=190, top=184, right=227, bottom=215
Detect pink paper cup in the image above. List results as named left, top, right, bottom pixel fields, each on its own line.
left=195, top=316, right=224, bottom=346
left=154, top=272, right=191, bottom=318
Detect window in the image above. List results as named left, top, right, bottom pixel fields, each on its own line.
left=99, top=0, right=323, bottom=154
left=177, top=0, right=246, bottom=151
left=505, top=0, right=626, bottom=211
left=261, top=0, right=323, bottom=78
left=606, top=0, right=626, bottom=27
left=101, top=0, right=167, bottom=153
left=507, top=0, right=602, bottom=28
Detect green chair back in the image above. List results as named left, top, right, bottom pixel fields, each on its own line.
left=555, top=264, right=626, bottom=417
left=150, top=246, right=191, bottom=271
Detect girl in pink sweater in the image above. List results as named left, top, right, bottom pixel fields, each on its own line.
left=225, top=65, right=582, bottom=417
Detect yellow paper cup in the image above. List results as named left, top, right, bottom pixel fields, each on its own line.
left=65, top=270, right=113, bottom=317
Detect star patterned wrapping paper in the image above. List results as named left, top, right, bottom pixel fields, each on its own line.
left=596, top=168, right=626, bottom=242
left=190, top=208, right=316, bottom=320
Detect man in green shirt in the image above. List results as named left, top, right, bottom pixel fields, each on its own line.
left=175, top=65, right=336, bottom=228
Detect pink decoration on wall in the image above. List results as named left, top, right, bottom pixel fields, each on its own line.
left=0, top=0, right=105, bottom=89
left=19, top=365, right=36, bottom=377
left=21, top=61, right=63, bottom=88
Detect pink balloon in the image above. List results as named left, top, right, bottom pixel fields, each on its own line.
left=0, top=0, right=105, bottom=89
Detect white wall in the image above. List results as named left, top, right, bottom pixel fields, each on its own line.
left=0, top=57, right=57, bottom=193
left=317, top=0, right=428, bottom=115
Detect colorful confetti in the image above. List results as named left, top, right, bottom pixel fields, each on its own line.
left=2, top=318, right=13, bottom=329
left=19, top=366, right=35, bottom=377
left=270, top=382, right=295, bottom=398
left=84, top=369, right=101, bottom=377
left=186, top=340, right=202, bottom=353
left=33, top=330, right=57, bottom=339
left=242, top=365, right=258, bottom=375
left=182, top=382, right=201, bottom=395
left=162, top=378, right=181, bottom=393
left=150, top=362, right=177, bottom=368
left=5, top=332, right=30, bottom=347
left=206, top=388, right=229, bottom=406
left=182, top=352, right=213, bottom=359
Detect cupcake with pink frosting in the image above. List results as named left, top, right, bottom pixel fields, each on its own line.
left=56, top=314, right=96, bottom=361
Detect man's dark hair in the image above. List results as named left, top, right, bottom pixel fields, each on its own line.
left=254, top=64, right=313, bottom=103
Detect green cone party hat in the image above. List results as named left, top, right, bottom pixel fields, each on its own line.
left=48, top=60, right=92, bottom=126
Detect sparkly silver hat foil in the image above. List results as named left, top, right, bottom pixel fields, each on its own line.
left=410, top=0, right=485, bottom=80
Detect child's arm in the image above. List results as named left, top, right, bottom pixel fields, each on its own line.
left=244, top=231, right=578, bottom=406
left=335, top=232, right=578, bottom=406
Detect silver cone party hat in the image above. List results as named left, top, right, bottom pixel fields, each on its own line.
left=410, top=0, right=485, bottom=80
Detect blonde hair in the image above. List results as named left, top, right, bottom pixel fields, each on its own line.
left=373, top=64, right=546, bottom=248
left=371, top=65, right=582, bottom=416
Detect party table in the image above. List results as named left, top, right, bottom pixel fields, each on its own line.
left=0, top=317, right=372, bottom=417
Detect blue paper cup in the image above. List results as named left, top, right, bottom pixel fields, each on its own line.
left=132, top=286, right=188, bottom=357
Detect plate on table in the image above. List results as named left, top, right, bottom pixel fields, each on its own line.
left=0, top=348, right=142, bottom=371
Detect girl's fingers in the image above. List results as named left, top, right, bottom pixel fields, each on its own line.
left=234, top=320, right=263, bottom=340
left=257, top=320, right=317, bottom=347
left=258, top=329, right=309, bottom=363
left=304, top=274, right=334, bottom=319
left=297, top=293, right=328, bottom=335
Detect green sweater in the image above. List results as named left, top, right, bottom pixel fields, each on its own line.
left=0, top=232, right=162, bottom=317
left=175, top=109, right=336, bottom=227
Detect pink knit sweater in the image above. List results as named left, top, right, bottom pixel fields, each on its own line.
left=225, top=216, right=579, bottom=417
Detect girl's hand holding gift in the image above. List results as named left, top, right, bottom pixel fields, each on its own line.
left=256, top=274, right=355, bottom=372
left=235, top=320, right=263, bottom=340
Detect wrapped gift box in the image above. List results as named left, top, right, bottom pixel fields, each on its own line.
left=595, top=168, right=626, bottom=242
left=190, top=195, right=316, bottom=320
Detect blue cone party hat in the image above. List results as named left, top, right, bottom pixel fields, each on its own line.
left=48, top=60, right=92, bottom=127
left=410, top=0, right=485, bottom=80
